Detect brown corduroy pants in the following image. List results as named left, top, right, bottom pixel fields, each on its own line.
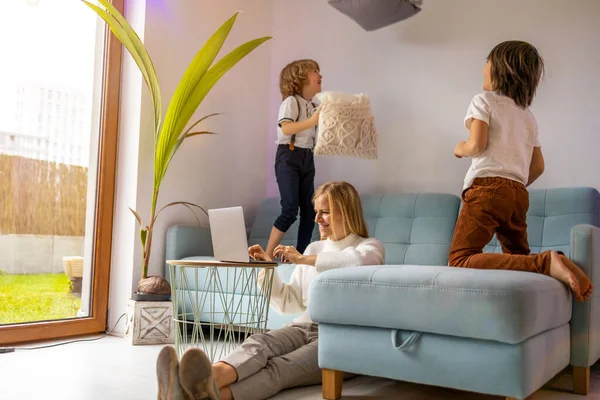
left=449, top=177, right=551, bottom=274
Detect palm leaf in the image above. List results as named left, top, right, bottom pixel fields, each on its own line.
left=183, top=113, right=222, bottom=137
left=183, top=131, right=216, bottom=138
left=154, top=36, right=271, bottom=186
left=83, top=0, right=162, bottom=135
left=173, top=37, right=271, bottom=144
left=161, top=114, right=221, bottom=168
left=168, top=131, right=216, bottom=165
left=155, top=201, right=209, bottom=228
left=159, top=14, right=239, bottom=160
left=129, top=207, right=143, bottom=225
left=140, top=226, right=149, bottom=249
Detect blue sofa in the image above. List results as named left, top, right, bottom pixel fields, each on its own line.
left=165, top=187, right=600, bottom=400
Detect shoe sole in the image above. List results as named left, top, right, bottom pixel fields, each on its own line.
left=179, top=348, right=219, bottom=400
left=157, top=346, right=179, bottom=400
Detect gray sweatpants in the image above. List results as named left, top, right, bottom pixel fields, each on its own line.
left=220, top=323, right=322, bottom=400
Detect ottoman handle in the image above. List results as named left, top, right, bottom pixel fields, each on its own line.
left=391, top=329, right=422, bottom=351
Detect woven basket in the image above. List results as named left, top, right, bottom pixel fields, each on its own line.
left=62, top=256, right=84, bottom=278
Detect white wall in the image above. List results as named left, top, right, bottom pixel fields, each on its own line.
left=108, top=0, right=146, bottom=334
left=109, top=0, right=599, bottom=332
left=109, top=0, right=273, bottom=332
left=138, top=0, right=273, bottom=278
left=267, top=0, right=600, bottom=196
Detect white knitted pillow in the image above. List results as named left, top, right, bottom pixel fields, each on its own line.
left=314, top=91, right=378, bottom=160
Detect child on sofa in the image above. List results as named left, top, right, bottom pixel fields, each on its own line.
left=449, top=40, right=592, bottom=302
left=156, top=181, right=384, bottom=400
left=265, top=59, right=322, bottom=259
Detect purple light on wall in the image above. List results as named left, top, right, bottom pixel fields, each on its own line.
left=146, top=0, right=167, bottom=12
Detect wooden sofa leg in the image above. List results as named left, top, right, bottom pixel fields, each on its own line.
left=322, top=369, right=344, bottom=399
left=573, top=366, right=590, bottom=395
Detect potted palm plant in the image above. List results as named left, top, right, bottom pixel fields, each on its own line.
left=84, top=1, right=271, bottom=299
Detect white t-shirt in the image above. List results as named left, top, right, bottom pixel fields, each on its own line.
left=276, top=95, right=318, bottom=149
left=462, top=91, right=542, bottom=190
left=257, top=233, right=385, bottom=324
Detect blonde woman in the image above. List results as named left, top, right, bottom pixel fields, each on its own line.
left=157, top=181, right=384, bottom=400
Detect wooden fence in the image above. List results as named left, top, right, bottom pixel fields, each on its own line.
left=0, top=155, right=88, bottom=236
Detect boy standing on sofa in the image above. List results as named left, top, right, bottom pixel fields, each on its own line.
left=449, top=40, right=592, bottom=302
left=266, top=59, right=322, bottom=258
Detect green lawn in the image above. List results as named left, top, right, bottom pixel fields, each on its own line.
left=0, top=273, right=81, bottom=324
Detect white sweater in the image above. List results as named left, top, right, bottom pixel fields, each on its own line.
left=258, top=233, right=385, bottom=324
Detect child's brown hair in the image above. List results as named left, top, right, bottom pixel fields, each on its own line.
left=279, top=59, right=320, bottom=100
left=487, top=40, right=544, bottom=108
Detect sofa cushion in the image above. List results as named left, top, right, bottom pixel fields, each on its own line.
left=309, top=265, right=572, bottom=344
left=485, top=187, right=600, bottom=255
left=360, top=193, right=460, bottom=265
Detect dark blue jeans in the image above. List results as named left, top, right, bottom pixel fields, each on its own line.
left=274, top=145, right=316, bottom=254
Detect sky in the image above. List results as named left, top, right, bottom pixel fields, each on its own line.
left=0, top=0, right=100, bottom=133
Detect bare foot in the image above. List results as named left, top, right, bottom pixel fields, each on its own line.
left=559, top=254, right=593, bottom=301
left=583, top=284, right=594, bottom=301
left=550, top=251, right=583, bottom=302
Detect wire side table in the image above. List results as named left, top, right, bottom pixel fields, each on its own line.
left=166, top=259, right=277, bottom=362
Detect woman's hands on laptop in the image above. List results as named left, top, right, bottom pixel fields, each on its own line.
left=274, top=245, right=316, bottom=266
left=249, top=244, right=317, bottom=266
left=248, top=244, right=303, bottom=264
left=273, top=245, right=303, bottom=264
left=248, top=245, right=274, bottom=262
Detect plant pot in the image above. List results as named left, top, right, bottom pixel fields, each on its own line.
left=131, top=292, right=171, bottom=302
left=137, top=275, right=171, bottom=297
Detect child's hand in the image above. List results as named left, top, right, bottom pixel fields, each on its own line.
left=309, top=109, right=320, bottom=127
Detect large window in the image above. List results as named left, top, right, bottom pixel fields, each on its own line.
left=0, top=0, right=122, bottom=344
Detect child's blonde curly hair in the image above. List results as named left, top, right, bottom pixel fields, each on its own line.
left=279, top=59, right=320, bottom=100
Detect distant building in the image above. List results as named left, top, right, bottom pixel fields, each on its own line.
left=0, top=83, right=91, bottom=167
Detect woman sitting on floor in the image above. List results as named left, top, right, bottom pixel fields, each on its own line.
left=156, top=181, right=385, bottom=400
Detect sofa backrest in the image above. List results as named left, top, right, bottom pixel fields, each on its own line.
left=248, top=197, right=320, bottom=250
left=249, top=193, right=461, bottom=266
left=485, top=187, right=600, bottom=255
left=361, top=193, right=460, bottom=265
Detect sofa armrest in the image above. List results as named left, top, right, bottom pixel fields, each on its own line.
left=164, top=224, right=213, bottom=272
left=570, top=224, right=600, bottom=367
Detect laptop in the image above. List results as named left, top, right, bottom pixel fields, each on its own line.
left=208, top=206, right=275, bottom=265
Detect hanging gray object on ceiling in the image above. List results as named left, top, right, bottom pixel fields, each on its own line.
left=328, top=0, right=423, bottom=31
